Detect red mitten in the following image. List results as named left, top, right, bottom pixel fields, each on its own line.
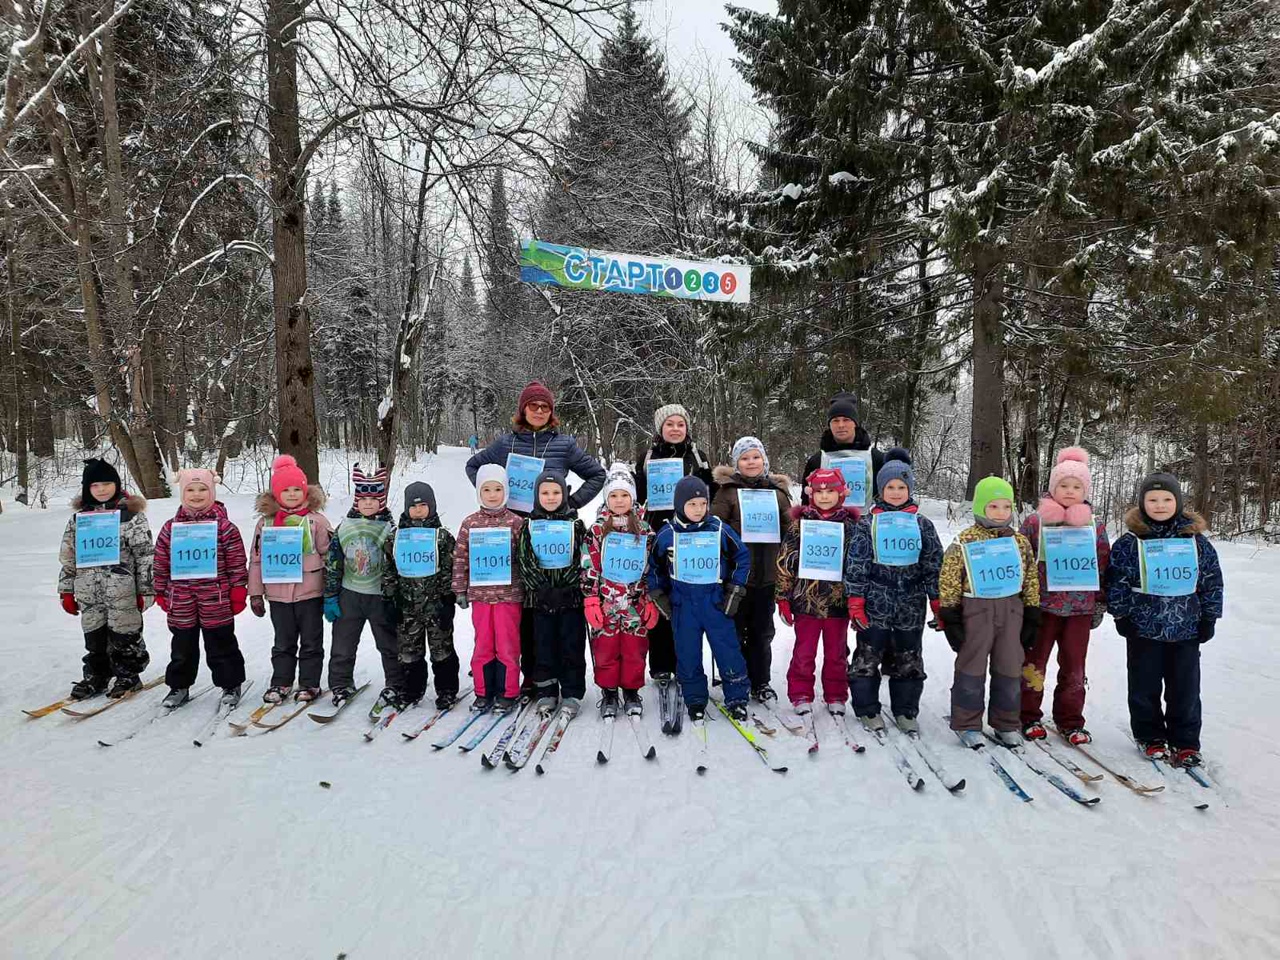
left=137, top=595, right=154, bottom=612
left=156, top=594, right=170, bottom=613
left=929, top=598, right=942, bottom=629
left=777, top=598, right=794, bottom=626
left=847, top=596, right=870, bottom=630
left=642, top=600, right=660, bottom=630
left=583, top=596, right=606, bottom=631
left=60, top=593, right=79, bottom=616
left=229, top=586, right=248, bottom=616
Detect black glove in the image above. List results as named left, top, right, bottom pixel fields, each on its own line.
left=722, top=584, right=746, bottom=618
left=1197, top=620, right=1215, bottom=644
left=651, top=590, right=672, bottom=620
left=1114, top=617, right=1137, bottom=642
left=1019, top=607, right=1041, bottom=652
left=939, top=606, right=965, bottom=653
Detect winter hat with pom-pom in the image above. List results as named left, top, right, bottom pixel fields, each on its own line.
left=270, top=454, right=308, bottom=501
left=805, top=467, right=848, bottom=499
left=876, top=449, right=916, bottom=498
left=1048, top=447, right=1092, bottom=502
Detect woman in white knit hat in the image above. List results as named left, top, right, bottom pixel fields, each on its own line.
left=634, top=404, right=714, bottom=683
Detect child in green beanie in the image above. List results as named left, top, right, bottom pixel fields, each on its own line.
left=937, top=476, right=1040, bottom=745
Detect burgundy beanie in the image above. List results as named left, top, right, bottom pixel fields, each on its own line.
left=517, top=381, right=555, bottom=419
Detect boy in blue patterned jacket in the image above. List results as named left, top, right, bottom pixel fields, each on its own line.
left=1106, top=473, right=1223, bottom=767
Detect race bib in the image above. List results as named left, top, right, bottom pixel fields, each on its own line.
left=602, top=532, right=647, bottom=584
left=469, top=527, right=512, bottom=586
left=798, top=519, right=844, bottom=582
left=1138, top=539, right=1198, bottom=597
left=395, top=527, right=439, bottom=578
left=645, top=458, right=684, bottom=511
left=261, top=526, right=305, bottom=584
left=170, top=521, right=219, bottom=581
left=674, top=530, right=720, bottom=585
left=961, top=537, right=1023, bottom=599
left=75, top=511, right=121, bottom=568
left=822, top=449, right=873, bottom=509
left=505, top=453, right=546, bottom=514
left=738, top=488, right=780, bottom=544
left=1041, top=526, right=1099, bottom=592
left=872, top=512, right=921, bottom=567
left=529, top=519, right=574, bottom=570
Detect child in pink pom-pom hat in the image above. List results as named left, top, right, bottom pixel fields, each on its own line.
left=247, top=455, right=333, bottom=704
left=1018, top=447, right=1111, bottom=745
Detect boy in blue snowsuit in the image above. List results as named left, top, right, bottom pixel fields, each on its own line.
left=1106, top=473, right=1223, bottom=767
left=648, top=476, right=752, bottom=721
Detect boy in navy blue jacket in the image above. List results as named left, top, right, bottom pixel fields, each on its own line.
left=1106, top=473, right=1223, bottom=767
left=648, top=477, right=752, bottom=721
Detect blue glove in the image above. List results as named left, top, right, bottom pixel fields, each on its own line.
left=323, top=596, right=341, bottom=623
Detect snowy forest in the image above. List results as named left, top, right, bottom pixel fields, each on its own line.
left=2, top=0, right=1279, bottom=533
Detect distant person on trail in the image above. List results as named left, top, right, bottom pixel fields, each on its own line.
left=467, top=434, right=480, bottom=454
left=466, top=381, right=606, bottom=693
left=800, top=391, right=885, bottom=507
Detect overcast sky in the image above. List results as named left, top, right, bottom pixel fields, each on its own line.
left=639, top=0, right=776, bottom=102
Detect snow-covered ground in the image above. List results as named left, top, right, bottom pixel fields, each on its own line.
left=2, top=446, right=1279, bottom=959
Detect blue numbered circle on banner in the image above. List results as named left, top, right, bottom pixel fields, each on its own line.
left=737, top=489, right=780, bottom=544
left=261, top=525, right=305, bottom=583
left=645, top=458, right=684, bottom=511
left=1138, top=538, right=1199, bottom=597
left=823, top=450, right=872, bottom=508
left=797, top=519, right=845, bottom=582
left=1041, top=526, right=1099, bottom=592
left=505, top=453, right=546, bottom=514
left=530, top=520, right=574, bottom=570
left=395, top=527, right=439, bottom=578
left=962, top=537, right=1023, bottom=599
left=75, top=511, right=121, bottom=568
left=170, top=521, right=220, bottom=581
left=602, top=533, right=647, bottom=584
left=674, top=530, right=721, bottom=584
left=872, top=512, right=922, bottom=567
left=469, top=527, right=513, bottom=586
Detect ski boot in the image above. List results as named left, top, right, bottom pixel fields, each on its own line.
left=1062, top=727, right=1092, bottom=746
left=727, top=702, right=749, bottom=723
left=687, top=703, right=707, bottom=722
left=330, top=686, right=357, bottom=707
left=263, top=685, right=292, bottom=705
left=471, top=694, right=495, bottom=713
left=991, top=728, right=1022, bottom=747
left=294, top=686, right=321, bottom=702
left=793, top=701, right=813, bottom=716
left=859, top=713, right=886, bottom=734
left=561, top=697, right=582, bottom=718
left=71, top=676, right=108, bottom=700
left=751, top=684, right=778, bottom=706
left=220, top=684, right=243, bottom=708
left=652, top=671, right=675, bottom=686
left=956, top=729, right=984, bottom=748
left=435, top=689, right=459, bottom=711
left=1022, top=721, right=1048, bottom=740
left=494, top=696, right=517, bottom=713
left=600, top=688, right=620, bottom=719
left=895, top=715, right=919, bottom=735
left=1172, top=747, right=1203, bottom=768
left=370, top=686, right=398, bottom=720
left=106, top=675, right=141, bottom=699
left=826, top=701, right=846, bottom=717
left=162, top=687, right=190, bottom=709
left=1139, top=739, right=1168, bottom=760
left=623, top=689, right=643, bottom=717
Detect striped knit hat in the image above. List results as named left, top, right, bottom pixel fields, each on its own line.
left=351, top=463, right=389, bottom=508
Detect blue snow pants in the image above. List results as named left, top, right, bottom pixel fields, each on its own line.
left=672, top=589, right=750, bottom=708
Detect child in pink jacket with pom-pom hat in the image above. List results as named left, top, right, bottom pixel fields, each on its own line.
left=1018, top=447, right=1110, bottom=744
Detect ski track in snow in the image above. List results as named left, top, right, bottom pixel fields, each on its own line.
left=3, top=446, right=1280, bottom=958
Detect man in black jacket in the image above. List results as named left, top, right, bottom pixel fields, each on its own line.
left=799, top=392, right=884, bottom=506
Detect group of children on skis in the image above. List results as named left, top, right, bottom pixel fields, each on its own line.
left=55, top=384, right=1224, bottom=767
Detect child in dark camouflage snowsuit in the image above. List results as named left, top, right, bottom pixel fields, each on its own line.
left=382, top=481, right=458, bottom=710
left=57, top=458, right=154, bottom=700
left=515, top=470, right=588, bottom=713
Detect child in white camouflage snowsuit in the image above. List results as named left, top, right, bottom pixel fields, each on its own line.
left=382, top=481, right=459, bottom=710
left=57, top=458, right=155, bottom=700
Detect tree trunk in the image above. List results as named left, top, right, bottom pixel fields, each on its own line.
left=966, top=242, right=1005, bottom=496
left=267, top=0, right=320, bottom=483
left=4, top=215, right=28, bottom=503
